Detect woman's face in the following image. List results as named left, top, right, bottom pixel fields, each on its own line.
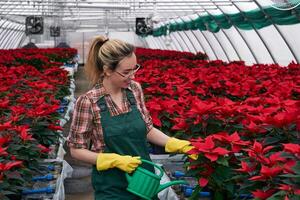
left=110, top=53, right=139, bottom=89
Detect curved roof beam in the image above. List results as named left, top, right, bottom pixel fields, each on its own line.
left=229, top=0, right=276, bottom=63
left=252, top=0, right=299, bottom=63
left=195, top=4, right=241, bottom=61
left=208, top=2, right=258, bottom=63
left=177, top=18, right=201, bottom=53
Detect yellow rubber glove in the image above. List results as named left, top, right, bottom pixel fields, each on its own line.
left=165, top=137, right=198, bottom=160
left=96, top=153, right=141, bottom=173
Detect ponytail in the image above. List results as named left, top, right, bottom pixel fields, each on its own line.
left=85, top=36, right=108, bottom=86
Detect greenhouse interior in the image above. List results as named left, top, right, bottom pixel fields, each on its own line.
left=0, top=0, right=300, bottom=200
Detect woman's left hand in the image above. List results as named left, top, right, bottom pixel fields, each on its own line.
left=165, top=137, right=198, bottom=160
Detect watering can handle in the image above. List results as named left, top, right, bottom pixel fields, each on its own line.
left=140, top=159, right=164, bottom=178
left=125, top=159, right=164, bottom=183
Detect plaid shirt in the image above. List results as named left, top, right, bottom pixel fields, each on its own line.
left=67, top=80, right=153, bottom=152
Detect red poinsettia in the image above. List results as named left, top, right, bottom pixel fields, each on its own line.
left=14, top=125, right=34, bottom=141
left=0, top=161, right=23, bottom=171
left=249, top=165, right=283, bottom=181
left=134, top=48, right=300, bottom=199
left=190, top=136, right=230, bottom=162
left=252, top=189, right=276, bottom=199
left=0, top=121, right=13, bottom=131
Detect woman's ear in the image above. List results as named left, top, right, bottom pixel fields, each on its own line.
left=103, top=65, right=113, bottom=77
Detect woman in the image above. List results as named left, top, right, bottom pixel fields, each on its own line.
left=67, top=36, right=195, bottom=200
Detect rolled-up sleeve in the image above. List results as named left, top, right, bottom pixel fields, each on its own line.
left=67, top=95, right=93, bottom=149
left=135, top=82, right=153, bottom=133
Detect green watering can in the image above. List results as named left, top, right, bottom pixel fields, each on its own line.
left=126, top=159, right=187, bottom=200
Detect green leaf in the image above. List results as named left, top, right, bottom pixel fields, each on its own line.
left=185, top=169, right=202, bottom=177
left=231, top=124, right=244, bottom=129
left=267, top=190, right=286, bottom=200
left=2, top=191, right=16, bottom=195
left=227, top=174, right=245, bottom=181
left=281, top=179, right=296, bottom=185
left=188, top=185, right=201, bottom=200
left=292, top=161, right=300, bottom=174
left=216, top=157, right=229, bottom=167
left=279, top=174, right=300, bottom=178
left=264, top=137, right=281, bottom=146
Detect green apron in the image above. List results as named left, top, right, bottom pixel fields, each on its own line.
left=92, top=89, right=155, bottom=200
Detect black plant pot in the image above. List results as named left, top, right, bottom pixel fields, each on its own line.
left=149, top=144, right=167, bottom=154
left=7, top=194, right=22, bottom=200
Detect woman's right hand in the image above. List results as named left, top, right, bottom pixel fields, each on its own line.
left=96, top=153, right=141, bottom=173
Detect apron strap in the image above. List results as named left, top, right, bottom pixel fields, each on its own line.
left=125, top=89, right=136, bottom=106
left=97, top=96, right=107, bottom=112
left=91, top=96, right=107, bottom=150
left=97, top=89, right=136, bottom=113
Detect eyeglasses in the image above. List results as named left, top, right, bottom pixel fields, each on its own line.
left=114, top=64, right=141, bottom=78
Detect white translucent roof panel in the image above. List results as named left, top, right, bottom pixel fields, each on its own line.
left=222, top=28, right=256, bottom=64
left=185, top=30, right=205, bottom=52
left=0, top=0, right=255, bottom=32
left=257, top=25, right=295, bottom=65
left=239, top=29, right=274, bottom=63
left=200, top=30, right=226, bottom=60
left=234, top=2, right=258, bottom=11
left=278, top=24, right=300, bottom=62
left=214, top=30, right=240, bottom=61
left=193, top=30, right=218, bottom=60
left=169, top=32, right=184, bottom=51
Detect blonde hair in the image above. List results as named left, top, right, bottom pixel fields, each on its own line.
left=85, top=36, right=135, bottom=86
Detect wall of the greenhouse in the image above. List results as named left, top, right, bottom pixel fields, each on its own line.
left=15, top=21, right=300, bottom=67
left=20, top=31, right=146, bottom=64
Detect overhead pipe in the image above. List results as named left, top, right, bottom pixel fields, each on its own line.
left=0, top=8, right=209, bottom=12
left=0, top=3, right=130, bottom=10
left=0, top=2, right=244, bottom=7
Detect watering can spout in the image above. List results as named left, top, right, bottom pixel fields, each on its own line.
left=157, top=180, right=187, bottom=193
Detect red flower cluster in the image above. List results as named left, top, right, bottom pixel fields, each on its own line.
left=0, top=48, right=76, bottom=197
left=135, top=48, right=300, bottom=199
